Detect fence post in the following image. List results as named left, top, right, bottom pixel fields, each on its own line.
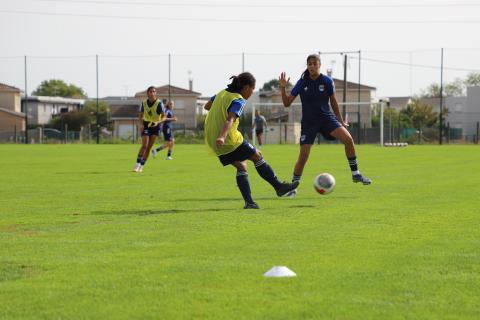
left=65, top=124, right=68, bottom=144
left=476, top=121, right=479, bottom=144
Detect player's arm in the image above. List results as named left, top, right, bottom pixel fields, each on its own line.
left=138, top=112, right=144, bottom=131
left=279, top=72, right=296, bottom=107
left=330, top=94, right=348, bottom=127
left=216, top=112, right=236, bottom=146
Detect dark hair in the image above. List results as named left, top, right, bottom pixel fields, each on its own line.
left=301, top=54, right=321, bottom=79
left=147, top=86, right=156, bottom=93
left=226, top=72, right=256, bottom=93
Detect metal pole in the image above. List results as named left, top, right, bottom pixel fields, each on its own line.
left=357, top=50, right=361, bottom=144
left=242, top=52, right=245, bottom=72
left=380, top=101, right=384, bottom=147
left=439, top=48, right=444, bottom=145
left=24, top=55, right=28, bottom=144
left=342, top=54, right=347, bottom=120
left=96, top=54, right=99, bottom=144
left=168, top=53, right=171, bottom=101
left=476, top=121, right=479, bottom=144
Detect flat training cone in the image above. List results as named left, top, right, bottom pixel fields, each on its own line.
left=263, top=266, right=296, bottom=277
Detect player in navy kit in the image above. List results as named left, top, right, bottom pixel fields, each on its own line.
left=152, top=100, right=177, bottom=160
left=279, top=54, right=371, bottom=196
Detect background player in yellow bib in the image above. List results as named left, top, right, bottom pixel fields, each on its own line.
left=133, top=86, right=165, bottom=172
left=204, top=72, right=298, bottom=209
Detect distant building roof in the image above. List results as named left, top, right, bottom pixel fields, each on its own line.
left=110, top=104, right=139, bottom=120
left=0, top=107, right=24, bottom=117
left=134, top=85, right=201, bottom=98
left=99, top=97, right=141, bottom=106
left=0, top=83, right=21, bottom=92
left=24, top=96, right=86, bottom=104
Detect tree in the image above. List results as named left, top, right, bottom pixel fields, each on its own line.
left=50, top=111, right=90, bottom=131
left=262, top=78, right=292, bottom=91
left=420, top=80, right=464, bottom=98
left=81, top=100, right=110, bottom=128
left=400, top=99, right=438, bottom=132
left=464, top=72, right=480, bottom=87
left=32, top=79, right=87, bottom=98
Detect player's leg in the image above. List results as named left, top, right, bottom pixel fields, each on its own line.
left=257, top=131, right=263, bottom=146
left=166, top=138, right=174, bottom=160
left=232, top=160, right=258, bottom=209
left=134, top=135, right=148, bottom=172
left=330, top=126, right=372, bottom=185
left=249, top=149, right=298, bottom=197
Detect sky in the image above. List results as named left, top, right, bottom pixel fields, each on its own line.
left=1, top=0, right=480, bottom=99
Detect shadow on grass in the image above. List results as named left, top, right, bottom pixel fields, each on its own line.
left=92, top=208, right=228, bottom=216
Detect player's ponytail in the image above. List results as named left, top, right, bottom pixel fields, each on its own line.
left=227, top=72, right=256, bottom=93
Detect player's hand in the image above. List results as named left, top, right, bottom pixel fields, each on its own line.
left=216, top=137, right=225, bottom=146
left=341, top=120, right=349, bottom=128
left=278, top=72, right=290, bottom=88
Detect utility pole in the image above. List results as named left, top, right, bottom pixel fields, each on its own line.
left=342, top=54, right=348, bottom=120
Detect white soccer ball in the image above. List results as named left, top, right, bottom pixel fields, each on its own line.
left=313, top=173, right=336, bottom=195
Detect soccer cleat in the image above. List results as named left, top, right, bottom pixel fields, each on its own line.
left=276, top=180, right=300, bottom=197
left=244, top=202, right=260, bottom=209
left=151, top=148, right=157, bottom=158
left=137, top=165, right=144, bottom=173
left=286, top=189, right=297, bottom=198
left=133, top=163, right=141, bottom=172
left=166, top=156, right=173, bottom=160
left=353, top=174, right=372, bottom=185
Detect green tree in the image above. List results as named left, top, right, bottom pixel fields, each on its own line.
left=400, top=99, right=438, bottom=132
left=464, top=72, right=480, bottom=86
left=81, top=100, right=110, bottom=127
left=262, top=78, right=292, bottom=91
left=33, top=79, right=87, bottom=98
left=50, top=111, right=90, bottom=131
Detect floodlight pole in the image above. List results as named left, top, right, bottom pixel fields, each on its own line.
left=24, top=55, right=28, bottom=144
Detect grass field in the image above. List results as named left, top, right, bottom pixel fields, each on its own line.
left=1, top=144, right=479, bottom=319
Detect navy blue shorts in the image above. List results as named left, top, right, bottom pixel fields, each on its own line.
left=300, top=115, right=341, bottom=145
left=218, top=139, right=256, bottom=166
left=255, top=129, right=264, bottom=135
left=163, top=127, right=173, bottom=141
left=141, top=121, right=160, bottom=136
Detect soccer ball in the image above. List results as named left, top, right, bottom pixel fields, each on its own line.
left=313, top=173, right=336, bottom=195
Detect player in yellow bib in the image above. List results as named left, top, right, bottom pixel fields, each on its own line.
left=133, top=86, right=165, bottom=172
left=204, top=72, right=298, bottom=209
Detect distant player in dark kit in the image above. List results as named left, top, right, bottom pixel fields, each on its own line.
left=204, top=72, right=298, bottom=209
left=152, top=100, right=177, bottom=160
left=279, top=54, right=372, bottom=197
left=253, top=110, right=267, bottom=147
left=133, top=86, right=165, bottom=172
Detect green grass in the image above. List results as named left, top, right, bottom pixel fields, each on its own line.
left=0, top=144, right=479, bottom=319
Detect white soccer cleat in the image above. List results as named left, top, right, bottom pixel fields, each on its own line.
left=138, top=165, right=143, bottom=172
left=133, top=163, right=141, bottom=172
left=151, top=148, right=157, bottom=158
left=166, top=156, right=172, bottom=160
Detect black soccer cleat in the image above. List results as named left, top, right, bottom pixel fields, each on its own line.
left=276, top=180, right=300, bottom=197
left=244, top=202, right=260, bottom=209
left=352, top=174, right=372, bottom=185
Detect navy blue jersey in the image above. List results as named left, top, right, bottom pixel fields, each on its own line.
left=163, top=108, right=175, bottom=131
left=291, top=74, right=335, bottom=123
left=210, top=95, right=246, bottom=118
left=139, top=99, right=164, bottom=114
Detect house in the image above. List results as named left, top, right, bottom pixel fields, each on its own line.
left=0, top=83, right=25, bottom=134
left=101, top=96, right=141, bottom=139
left=22, top=96, right=85, bottom=125
left=134, top=85, right=201, bottom=129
